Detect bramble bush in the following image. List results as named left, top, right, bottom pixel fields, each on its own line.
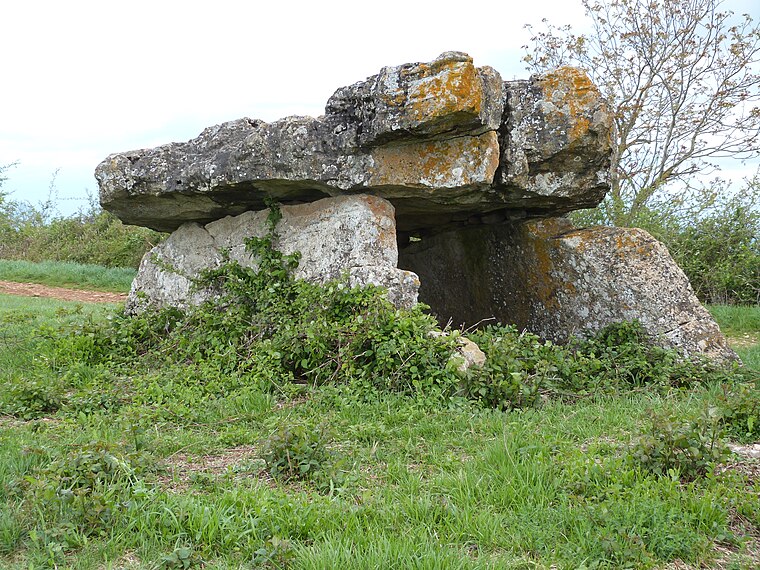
left=32, top=202, right=750, bottom=419
left=628, top=410, right=730, bottom=480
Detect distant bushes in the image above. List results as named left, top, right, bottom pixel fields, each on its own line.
left=660, top=205, right=759, bottom=306
left=0, top=187, right=162, bottom=269
left=572, top=178, right=759, bottom=306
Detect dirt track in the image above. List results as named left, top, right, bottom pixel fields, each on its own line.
left=0, top=280, right=127, bottom=304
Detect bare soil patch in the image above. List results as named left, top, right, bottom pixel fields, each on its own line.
left=0, top=280, right=127, bottom=304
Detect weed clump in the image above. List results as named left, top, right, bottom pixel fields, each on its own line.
left=715, top=382, right=760, bottom=443
left=35, top=203, right=747, bottom=417
left=261, top=424, right=341, bottom=488
left=628, top=410, right=730, bottom=480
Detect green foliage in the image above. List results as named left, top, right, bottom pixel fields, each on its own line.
left=160, top=545, right=203, bottom=569
left=569, top=320, right=725, bottom=389
left=252, top=536, right=296, bottom=567
left=74, top=204, right=462, bottom=406
left=24, top=442, right=149, bottom=539
left=4, top=259, right=759, bottom=569
left=0, top=183, right=162, bottom=269
left=463, top=326, right=571, bottom=409
left=261, top=424, right=339, bottom=486
left=715, top=382, right=760, bottom=443
left=628, top=410, right=730, bottom=480
left=1, top=376, right=64, bottom=419
left=649, top=202, right=760, bottom=305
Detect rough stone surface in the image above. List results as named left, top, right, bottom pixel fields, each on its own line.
left=127, top=195, right=418, bottom=313
left=399, top=218, right=737, bottom=362
left=325, top=51, right=503, bottom=147
left=96, top=53, right=612, bottom=233
left=429, top=331, right=487, bottom=373
left=496, top=67, right=613, bottom=212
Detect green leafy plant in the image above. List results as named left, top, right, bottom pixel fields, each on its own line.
left=160, top=545, right=202, bottom=569
left=261, top=424, right=339, bottom=486
left=25, top=442, right=149, bottom=537
left=463, top=325, right=571, bottom=409
left=1, top=376, right=64, bottom=419
left=628, top=410, right=730, bottom=480
left=715, top=383, right=760, bottom=443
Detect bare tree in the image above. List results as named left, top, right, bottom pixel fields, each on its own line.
left=523, top=0, right=760, bottom=225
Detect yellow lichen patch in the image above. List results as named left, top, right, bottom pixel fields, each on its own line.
left=539, top=67, right=601, bottom=143
left=405, top=60, right=483, bottom=127
left=367, top=131, right=498, bottom=189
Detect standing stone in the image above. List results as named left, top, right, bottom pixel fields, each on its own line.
left=127, top=195, right=419, bottom=314
left=399, top=218, right=737, bottom=362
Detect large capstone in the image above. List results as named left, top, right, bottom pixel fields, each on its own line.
left=127, top=195, right=419, bottom=313
left=96, top=52, right=612, bottom=233
left=398, top=218, right=737, bottom=362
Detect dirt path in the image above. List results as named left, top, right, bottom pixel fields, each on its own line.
left=0, top=280, right=127, bottom=304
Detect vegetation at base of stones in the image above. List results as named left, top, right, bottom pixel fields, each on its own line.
left=0, top=167, right=162, bottom=269
left=37, top=205, right=750, bottom=418
left=1, top=297, right=759, bottom=567
left=524, top=0, right=760, bottom=228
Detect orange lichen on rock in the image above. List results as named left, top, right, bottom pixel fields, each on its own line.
left=367, top=131, right=499, bottom=190
left=538, top=67, right=602, bottom=143
left=404, top=59, right=483, bottom=128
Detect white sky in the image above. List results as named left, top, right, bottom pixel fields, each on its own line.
left=1, top=0, right=758, bottom=216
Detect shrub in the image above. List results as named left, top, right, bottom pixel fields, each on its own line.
left=1, top=376, right=64, bottom=419
left=463, top=325, right=571, bottom=409
left=0, top=188, right=162, bottom=269
left=665, top=205, right=759, bottom=305
left=261, top=424, right=338, bottom=485
left=628, top=410, right=730, bottom=480
left=25, top=442, right=148, bottom=537
left=715, top=383, right=760, bottom=443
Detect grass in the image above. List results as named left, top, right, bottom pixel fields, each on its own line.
left=0, top=259, right=135, bottom=293
left=709, top=304, right=760, bottom=372
left=0, top=295, right=758, bottom=569
left=709, top=304, right=760, bottom=335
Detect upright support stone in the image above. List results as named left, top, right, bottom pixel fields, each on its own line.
left=398, top=218, right=737, bottom=362
left=127, top=195, right=419, bottom=314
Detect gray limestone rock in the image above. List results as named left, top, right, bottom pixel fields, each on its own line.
left=128, top=195, right=418, bottom=313
left=325, top=51, right=503, bottom=147
left=496, top=67, right=613, bottom=213
left=399, top=218, right=737, bottom=363
left=95, top=53, right=612, bottom=234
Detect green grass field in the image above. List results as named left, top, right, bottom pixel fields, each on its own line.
left=709, top=304, right=760, bottom=372
left=0, top=290, right=758, bottom=569
left=0, top=259, right=135, bottom=293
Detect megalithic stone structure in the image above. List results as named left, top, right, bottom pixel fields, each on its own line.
left=95, top=52, right=736, bottom=362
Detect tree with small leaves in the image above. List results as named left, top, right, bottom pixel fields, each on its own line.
left=523, top=0, right=760, bottom=226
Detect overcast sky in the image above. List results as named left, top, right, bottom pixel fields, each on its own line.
left=1, top=0, right=757, bottom=216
